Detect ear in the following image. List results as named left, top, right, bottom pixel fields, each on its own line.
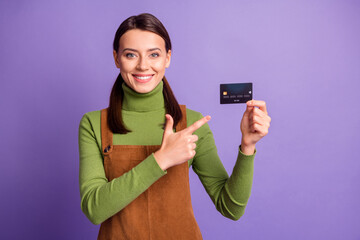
left=113, top=50, right=121, bottom=69
left=165, top=49, right=171, bottom=68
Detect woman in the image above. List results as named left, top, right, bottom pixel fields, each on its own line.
left=78, top=13, right=271, bottom=239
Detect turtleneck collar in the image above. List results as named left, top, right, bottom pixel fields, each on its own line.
left=122, top=81, right=165, bottom=112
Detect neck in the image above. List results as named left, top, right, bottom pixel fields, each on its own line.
left=122, top=81, right=165, bottom=112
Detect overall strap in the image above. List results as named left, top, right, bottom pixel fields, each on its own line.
left=176, top=105, right=187, bottom=132
left=100, top=108, right=112, bottom=153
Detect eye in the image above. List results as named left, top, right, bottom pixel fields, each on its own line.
left=125, top=53, right=136, bottom=58
left=150, top=53, right=159, bottom=58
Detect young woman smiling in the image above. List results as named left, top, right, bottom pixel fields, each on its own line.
left=114, top=28, right=171, bottom=94
left=78, top=13, right=271, bottom=240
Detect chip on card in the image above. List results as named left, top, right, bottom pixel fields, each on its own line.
left=220, top=83, right=253, bottom=104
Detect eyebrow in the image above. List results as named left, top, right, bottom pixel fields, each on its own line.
left=122, top=48, right=162, bottom=53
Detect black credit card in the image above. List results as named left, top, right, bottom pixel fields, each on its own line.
left=220, top=83, right=253, bottom=104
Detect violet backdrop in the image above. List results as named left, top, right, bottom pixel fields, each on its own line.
left=0, top=0, right=359, bottom=239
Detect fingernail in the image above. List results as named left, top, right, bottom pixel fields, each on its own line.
left=206, top=116, right=211, bottom=120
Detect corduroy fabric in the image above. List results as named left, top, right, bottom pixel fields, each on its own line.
left=97, top=105, right=202, bottom=240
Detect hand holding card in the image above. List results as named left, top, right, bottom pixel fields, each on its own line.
left=220, top=83, right=271, bottom=154
left=240, top=100, right=271, bottom=155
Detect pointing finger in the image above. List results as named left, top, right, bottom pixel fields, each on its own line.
left=184, top=115, right=211, bottom=134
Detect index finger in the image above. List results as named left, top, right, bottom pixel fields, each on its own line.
left=247, top=100, right=268, bottom=114
left=184, top=115, right=211, bottom=134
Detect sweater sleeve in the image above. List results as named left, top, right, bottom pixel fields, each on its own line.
left=190, top=111, right=256, bottom=221
left=78, top=113, right=166, bottom=225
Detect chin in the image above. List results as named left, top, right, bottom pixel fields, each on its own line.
left=134, top=88, right=151, bottom=94
left=133, top=84, right=156, bottom=94
left=135, top=81, right=162, bottom=93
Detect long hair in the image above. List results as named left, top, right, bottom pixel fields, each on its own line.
left=108, top=13, right=182, bottom=134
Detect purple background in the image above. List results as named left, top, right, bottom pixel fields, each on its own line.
left=1, top=0, right=359, bottom=239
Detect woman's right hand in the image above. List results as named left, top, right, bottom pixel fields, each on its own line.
left=154, top=114, right=211, bottom=171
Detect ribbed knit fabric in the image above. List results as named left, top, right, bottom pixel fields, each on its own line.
left=78, top=81, right=256, bottom=225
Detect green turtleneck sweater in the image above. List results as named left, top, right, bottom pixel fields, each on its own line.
left=78, top=81, right=255, bottom=225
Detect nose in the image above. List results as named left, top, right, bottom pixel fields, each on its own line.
left=136, top=56, right=149, bottom=71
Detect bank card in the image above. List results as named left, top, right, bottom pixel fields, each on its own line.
left=220, top=83, right=253, bottom=104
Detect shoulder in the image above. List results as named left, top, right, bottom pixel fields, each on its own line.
left=79, top=109, right=103, bottom=130
left=184, top=107, right=212, bottom=137
left=80, top=109, right=101, bottom=122
left=85, top=109, right=102, bottom=119
left=185, top=107, right=204, bottom=125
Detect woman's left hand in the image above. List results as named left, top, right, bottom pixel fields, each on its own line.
left=240, top=100, right=271, bottom=155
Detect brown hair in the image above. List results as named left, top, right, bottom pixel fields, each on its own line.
left=108, top=13, right=182, bottom=134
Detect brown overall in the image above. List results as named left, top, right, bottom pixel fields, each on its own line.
left=98, top=105, right=203, bottom=240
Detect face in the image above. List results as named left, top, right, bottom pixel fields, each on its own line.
left=113, top=29, right=171, bottom=93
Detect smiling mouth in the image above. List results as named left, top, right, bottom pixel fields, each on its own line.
left=132, top=74, right=154, bottom=83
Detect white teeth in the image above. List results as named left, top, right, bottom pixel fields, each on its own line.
left=134, top=75, right=152, bottom=80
